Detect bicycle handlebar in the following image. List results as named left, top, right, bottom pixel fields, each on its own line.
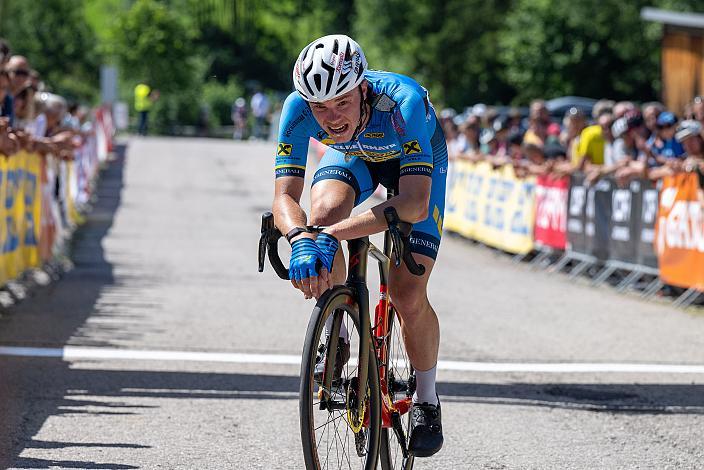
left=258, top=208, right=425, bottom=279
left=382, top=207, right=426, bottom=276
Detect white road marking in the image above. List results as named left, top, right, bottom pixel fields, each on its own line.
left=2, top=345, right=704, bottom=374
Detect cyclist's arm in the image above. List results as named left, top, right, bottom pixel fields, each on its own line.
left=272, top=93, right=316, bottom=242
left=324, top=94, right=433, bottom=241
left=273, top=176, right=315, bottom=241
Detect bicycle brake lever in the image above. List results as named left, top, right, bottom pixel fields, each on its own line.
left=259, top=212, right=275, bottom=272
left=258, top=232, right=267, bottom=272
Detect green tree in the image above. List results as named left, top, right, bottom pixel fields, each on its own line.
left=106, top=0, right=199, bottom=92
left=353, top=0, right=514, bottom=108
left=499, top=0, right=662, bottom=103
left=0, top=0, right=101, bottom=102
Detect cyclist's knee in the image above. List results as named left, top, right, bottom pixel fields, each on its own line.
left=389, top=286, right=429, bottom=323
left=310, top=192, right=354, bottom=226
left=310, top=200, right=350, bottom=226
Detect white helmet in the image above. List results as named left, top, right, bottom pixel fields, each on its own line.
left=293, top=34, right=368, bottom=103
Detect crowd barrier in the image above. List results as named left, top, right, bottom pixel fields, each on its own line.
left=445, top=159, right=704, bottom=307
left=445, top=161, right=535, bottom=254
left=0, top=108, right=113, bottom=289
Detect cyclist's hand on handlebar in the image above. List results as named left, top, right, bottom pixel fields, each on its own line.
left=314, top=232, right=339, bottom=296
left=315, top=233, right=338, bottom=271
left=289, top=237, right=330, bottom=300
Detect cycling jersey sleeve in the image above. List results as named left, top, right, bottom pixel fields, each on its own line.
left=275, top=92, right=314, bottom=179
left=395, top=93, right=434, bottom=178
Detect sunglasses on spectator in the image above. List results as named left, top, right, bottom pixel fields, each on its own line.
left=657, top=123, right=675, bottom=129
left=12, top=69, right=29, bottom=76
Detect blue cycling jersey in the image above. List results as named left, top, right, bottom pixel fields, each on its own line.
left=274, top=70, right=448, bottom=260
left=275, top=70, right=438, bottom=179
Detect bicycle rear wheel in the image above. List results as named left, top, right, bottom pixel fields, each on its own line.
left=379, top=306, right=415, bottom=470
left=300, top=287, right=381, bottom=470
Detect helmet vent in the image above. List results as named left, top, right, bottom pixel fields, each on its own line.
left=313, top=74, right=323, bottom=92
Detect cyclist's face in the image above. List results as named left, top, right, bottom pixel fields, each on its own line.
left=310, top=81, right=367, bottom=143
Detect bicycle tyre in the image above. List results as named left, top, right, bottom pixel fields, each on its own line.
left=379, top=306, right=415, bottom=470
left=300, top=286, right=381, bottom=470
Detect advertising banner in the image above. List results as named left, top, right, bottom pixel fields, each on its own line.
left=655, top=172, right=704, bottom=290
left=534, top=174, right=569, bottom=250
left=608, top=179, right=642, bottom=264
left=566, top=173, right=588, bottom=254
left=638, top=181, right=659, bottom=268
left=445, top=161, right=535, bottom=254
left=585, top=178, right=613, bottom=260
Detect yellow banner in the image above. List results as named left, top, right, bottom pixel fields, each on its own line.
left=21, top=153, right=41, bottom=269
left=0, top=152, right=42, bottom=285
left=445, top=160, right=536, bottom=254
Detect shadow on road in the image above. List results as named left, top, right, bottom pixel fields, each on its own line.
left=0, top=145, right=141, bottom=469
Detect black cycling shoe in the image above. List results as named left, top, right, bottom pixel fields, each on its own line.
left=408, top=399, right=443, bottom=457
left=313, top=340, right=350, bottom=386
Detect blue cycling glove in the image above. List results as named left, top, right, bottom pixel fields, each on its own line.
left=316, top=233, right=339, bottom=273
left=289, top=238, right=323, bottom=282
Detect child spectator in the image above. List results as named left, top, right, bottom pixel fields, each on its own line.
left=646, top=111, right=685, bottom=165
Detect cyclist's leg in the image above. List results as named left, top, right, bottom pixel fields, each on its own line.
left=388, top=122, right=447, bottom=458
left=388, top=118, right=447, bottom=380
left=310, top=147, right=377, bottom=287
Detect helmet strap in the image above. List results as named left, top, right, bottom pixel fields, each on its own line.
left=351, top=85, right=371, bottom=141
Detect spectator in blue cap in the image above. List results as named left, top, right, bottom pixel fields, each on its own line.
left=645, top=111, right=685, bottom=166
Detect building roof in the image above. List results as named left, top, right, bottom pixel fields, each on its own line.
left=641, top=7, right=704, bottom=29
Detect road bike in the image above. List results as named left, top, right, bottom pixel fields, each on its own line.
left=258, top=189, right=424, bottom=469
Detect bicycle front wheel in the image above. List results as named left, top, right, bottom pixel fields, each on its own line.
left=300, top=287, right=381, bottom=470
left=379, top=305, right=415, bottom=470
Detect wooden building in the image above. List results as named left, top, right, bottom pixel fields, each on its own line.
left=642, top=7, right=704, bottom=115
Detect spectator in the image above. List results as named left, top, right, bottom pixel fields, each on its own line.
left=576, top=111, right=613, bottom=169
left=562, top=107, right=586, bottom=164
left=250, top=88, right=270, bottom=140
left=458, top=115, right=481, bottom=157
left=479, top=129, right=499, bottom=157
left=134, top=82, right=157, bottom=136
left=13, top=84, right=37, bottom=132
left=613, top=101, right=636, bottom=119
left=231, top=97, right=248, bottom=140
left=445, top=119, right=465, bottom=160
left=506, top=130, right=524, bottom=163
left=5, top=55, right=31, bottom=96
left=692, top=96, right=704, bottom=127
left=646, top=111, right=685, bottom=165
left=642, top=101, right=664, bottom=139
left=591, top=99, right=615, bottom=120
left=507, top=107, right=523, bottom=133
left=607, top=111, right=646, bottom=166
left=523, top=99, right=549, bottom=146
left=492, top=115, right=511, bottom=157
left=0, top=69, right=13, bottom=126
left=675, top=119, right=703, bottom=158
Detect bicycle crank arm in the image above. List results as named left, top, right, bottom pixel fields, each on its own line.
left=391, top=411, right=409, bottom=458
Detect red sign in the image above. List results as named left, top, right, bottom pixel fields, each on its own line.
left=534, top=175, right=569, bottom=250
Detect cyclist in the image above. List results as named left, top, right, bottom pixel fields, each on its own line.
left=272, top=34, right=447, bottom=458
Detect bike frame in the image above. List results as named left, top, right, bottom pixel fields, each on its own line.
left=320, top=190, right=413, bottom=432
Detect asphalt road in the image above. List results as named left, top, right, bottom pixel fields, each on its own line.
left=0, top=137, right=703, bottom=469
